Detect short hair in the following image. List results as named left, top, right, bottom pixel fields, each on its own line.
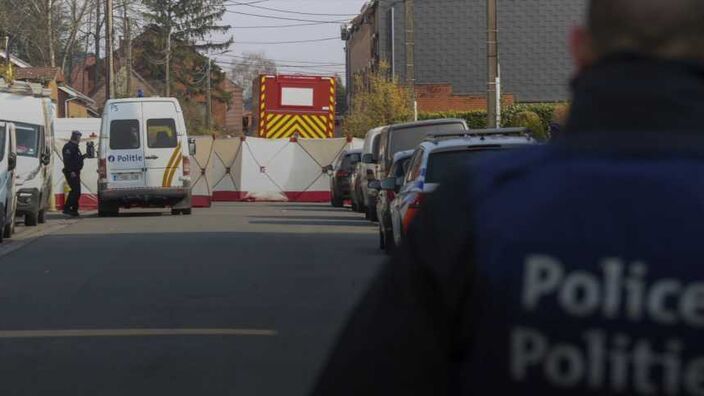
left=588, top=0, right=704, bottom=59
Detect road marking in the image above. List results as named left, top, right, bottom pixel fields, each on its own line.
left=0, top=328, right=278, bottom=339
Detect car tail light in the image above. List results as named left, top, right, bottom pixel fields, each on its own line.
left=336, top=170, right=349, bottom=177
left=98, top=158, right=107, bottom=179
left=182, top=156, right=191, bottom=176
left=402, top=193, right=426, bottom=233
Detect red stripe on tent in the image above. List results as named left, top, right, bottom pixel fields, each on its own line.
left=213, top=191, right=331, bottom=202
left=192, top=195, right=212, bottom=208
left=55, top=194, right=99, bottom=210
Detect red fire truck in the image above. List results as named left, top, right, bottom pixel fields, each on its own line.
left=254, top=74, right=336, bottom=139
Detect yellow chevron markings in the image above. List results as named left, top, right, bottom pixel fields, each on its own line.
left=264, top=114, right=329, bottom=139
left=162, top=143, right=183, bottom=188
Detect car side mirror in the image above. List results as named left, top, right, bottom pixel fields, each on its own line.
left=368, top=180, right=381, bottom=191
left=7, top=152, right=16, bottom=171
left=323, top=164, right=334, bottom=174
left=381, top=177, right=396, bottom=191
left=362, top=153, right=376, bottom=164
left=85, top=141, right=96, bottom=159
left=188, top=138, right=197, bottom=156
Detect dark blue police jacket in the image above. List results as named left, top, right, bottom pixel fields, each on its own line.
left=312, top=56, right=704, bottom=396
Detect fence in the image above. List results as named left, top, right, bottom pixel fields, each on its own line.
left=53, top=136, right=363, bottom=210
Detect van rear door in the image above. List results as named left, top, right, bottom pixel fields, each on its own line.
left=142, top=101, right=182, bottom=189
left=106, top=102, right=146, bottom=189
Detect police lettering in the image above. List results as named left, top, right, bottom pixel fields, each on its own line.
left=522, top=255, right=704, bottom=326
left=510, top=255, right=704, bottom=394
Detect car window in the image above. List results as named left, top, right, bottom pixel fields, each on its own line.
left=425, top=149, right=502, bottom=183
left=390, top=123, right=466, bottom=155
left=0, top=125, right=5, bottom=162
left=341, top=153, right=361, bottom=170
left=14, top=122, right=40, bottom=158
left=147, top=119, right=178, bottom=149
left=405, top=149, right=424, bottom=183
left=110, top=120, right=141, bottom=150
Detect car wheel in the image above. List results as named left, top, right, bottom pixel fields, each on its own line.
left=0, top=211, right=5, bottom=243
left=367, top=205, right=378, bottom=222
left=3, top=213, right=13, bottom=239
left=181, top=208, right=193, bottom=215
left=25, top=211, right=38, bottom=227
left=38, top=209, right=46, bottom=224
left=384, top=227, right=396, bottom=255
left=331, top=191, right=343, bottom=208
left=379, top=224, right=385, bottom=250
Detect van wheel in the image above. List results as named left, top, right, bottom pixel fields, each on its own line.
left=3, top=219, right=13, bottom=239
left=181, top=208, right=192, bottom=215
left=25, top=211, right=38, bottom=227
left=171, top=209, right=182, bottom=216
left=0, top=212, right=5, bottom=243
left=38, top=209, right=46, bottom=224
left=331, top=193, right=343, bottom=208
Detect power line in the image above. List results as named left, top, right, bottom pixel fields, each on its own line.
left=217, top=53, right=344, bottom=65
left=225, top=10, right=348, bottom=24
left=227, top=0, right=357, bottom=17
left=232, top=22, right=332, bottom=29
left=234, top=37, right=340, bottom=44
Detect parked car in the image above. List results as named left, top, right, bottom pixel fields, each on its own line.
left=0, top=80, right=55, bottom=227
left=98, top=97, right=196, bottom=217
left=329, top=149, right=362, bottom=207
left=369, top=149, right=414, bottom=254
left=389, top=128, right=537, bottom=246
left=0, top=121, right=18, bottom=242
left=351, top=126, right=384, bottom=217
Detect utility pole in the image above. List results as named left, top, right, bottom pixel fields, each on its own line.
left=206, top=57, right=212, bottom=130
left=165, top=26, right=172, bottom=97
left=94, top=0, right=101, bottom=91
left=125, top=16, right=132, bottom=97
left=105, top=0, right=115, bottom=99
left=487, top=0, right=500, bottom=128
left=405, top=0, right=417, bottom=121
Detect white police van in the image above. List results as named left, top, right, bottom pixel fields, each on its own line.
left=0, top=121, right=18, bottom=241
left=97, top=98, right=195, bottom=217
left=0, top=79, right=55, bottom=227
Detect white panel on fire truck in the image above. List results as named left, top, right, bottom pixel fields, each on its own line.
left=281, top=87, right=314, bottom=107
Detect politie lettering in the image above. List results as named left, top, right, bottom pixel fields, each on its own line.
left=109, top=154, right=143, bottom=163
left=522, top=255, right=704, bottom=326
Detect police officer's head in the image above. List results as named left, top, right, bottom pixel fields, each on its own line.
left=571, top=0, right=704, bottom=70
left=71, top=131, right=82, bottom=143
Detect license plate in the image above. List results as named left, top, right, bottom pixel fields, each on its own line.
left=112, top=173, right=141, bottom=182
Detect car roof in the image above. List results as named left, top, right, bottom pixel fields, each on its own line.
left=106, top=97, right=180, bottom=104
left=343, top=148, right=363, bottom=155
left=392, top=149, right=415, bottom=163
left=366, top=126, right=386, bottom=137
left=419, top=132, right=536, bottom=153
left=387, top=118, right=468, bottom=131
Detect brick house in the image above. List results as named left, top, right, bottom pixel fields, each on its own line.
left=343, top=0, right=584, bottom=112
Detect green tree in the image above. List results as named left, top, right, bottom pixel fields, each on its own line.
left=344, top=63, right=413, bottom=138
left=142, top=0, right=232, bottom=96
left=508, top=111, right=548, bottom=141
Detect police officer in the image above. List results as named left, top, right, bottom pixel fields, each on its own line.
left=313, top=0, right=704, bottom=395
left=62, top=131, right=85, bottom=217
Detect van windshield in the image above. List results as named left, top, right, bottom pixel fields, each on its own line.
left=390, top=123, right=466, bottom=154
left=14, top=123, right=40, bottom=158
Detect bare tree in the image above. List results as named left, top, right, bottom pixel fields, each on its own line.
left=230, top=52, right=277, bottom=108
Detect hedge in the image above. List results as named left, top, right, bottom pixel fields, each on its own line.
left=419, top=103, right=568, bottom=139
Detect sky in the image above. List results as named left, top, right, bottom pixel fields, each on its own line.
left=213, top=0, right=368, bottom=77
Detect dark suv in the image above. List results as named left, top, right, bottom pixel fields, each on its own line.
left=329, top=149, right=362, bottom=207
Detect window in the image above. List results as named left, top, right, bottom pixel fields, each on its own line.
left=147, top=119, right=178, bottom=149
left=110, top=120, right=141, bottom=150
left=425, top=149, right=501, bottom=183
left=341, top=153, right=361, bottom=171
left=405, top=149, right=424, bottom=183
left=390, top=123, right=467, bottom=154
left=14, top=123, right=40, bottom=158
left=0, top=125, right=5, bottom=162
left=281, top=87, right=314, bottom=107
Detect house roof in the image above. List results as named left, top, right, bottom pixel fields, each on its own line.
left=59, top=85, right=95, bottom=106
left=15, top=67, right=65, bottom=83
left=0, top=52, right=32, bottom=68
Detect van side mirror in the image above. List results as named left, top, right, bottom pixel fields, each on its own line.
left=381, top=177, right=396, bottom=191
left=7, top=152, right=16, bottom=171
left=85, top=141, right=96, bottom=159
left=188, top=138, right=197, bottom=156
left=362, top=153, right=376, bottom=164
left=368, top=180, right=381, bottom=191
left=41, top=148, right=51, bottom=166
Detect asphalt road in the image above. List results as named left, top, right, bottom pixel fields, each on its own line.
left=0, top=203, right=385, bottom=396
